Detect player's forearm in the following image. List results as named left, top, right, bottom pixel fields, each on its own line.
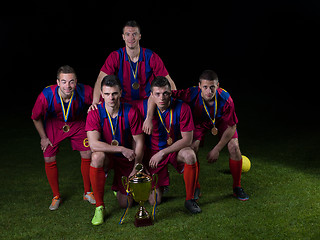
left=166, top=75, right=176, bottom=90
left=93, top=72, right=107, bottom=104
left=162, top=131, right=193, bottom=156
left=214, top=125, right=236, bottom=152
left=133, top=135, right=144, bottom=164
left=146, top=97, right=156, bottom=119
left=32, top=119, right=48, bottom=139
left=89, top=140, right=123, bottom=154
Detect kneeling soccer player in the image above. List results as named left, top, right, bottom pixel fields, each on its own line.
left=136, top=76, right=201, bottom=214
left=31, top=65, right=95, bottom=210
left=86, top=75, right=144, bottom=225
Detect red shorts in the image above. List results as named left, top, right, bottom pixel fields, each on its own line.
left=143, top=150, right=185, bottom=188
left=107, top=154, right=135, bottom=194
left=43, top=118, right=90, bottom=157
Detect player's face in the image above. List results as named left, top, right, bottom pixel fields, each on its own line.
left=199, top=79, right=219, bottom=102
left=57, top=73, right=77, bottom=99
left=101, top=85, right=122, bottom=108
left=122, top=27, right=141, bottom=50
left=151, top=86, right=172, bottom=111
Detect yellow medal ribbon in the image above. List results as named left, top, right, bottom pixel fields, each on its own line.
left=58, top=89, right=74, bottom=123
left=202, top=94, right=217, bottom=126
left=105, top=107, right=119, bottom=140
left=157, top=107, right=173, bottom=135
left=128, top=50, right=140, bottom=80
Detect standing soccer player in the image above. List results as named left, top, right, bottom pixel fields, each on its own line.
left=92, top=20, right=176, bottom=105
left=31, top=65, right=95, bottom=210
left=171, top=70, right=249, bottom=201
left=86, top=75, right=144, bottom=226
left=136, top=76, right=201, bottom=214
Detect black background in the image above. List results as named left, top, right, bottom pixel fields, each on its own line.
left=1, top=1, right=319, bottom=126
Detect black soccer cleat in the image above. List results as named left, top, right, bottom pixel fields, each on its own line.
left=185, top=199, right=202, bottom=214
left=233, top=187, right=249, bottom=201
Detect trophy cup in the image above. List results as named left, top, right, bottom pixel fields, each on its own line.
left=121, top=163, right=158, bottom=227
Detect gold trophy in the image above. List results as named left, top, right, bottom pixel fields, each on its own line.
left=121, top=163, right=158, bottom=227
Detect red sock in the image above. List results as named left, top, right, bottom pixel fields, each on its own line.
left=90, top=166, right=106, bottom=207
left=45, top=161, right=60, bottom=198
left=229, top=158, right=242, bottom=188
left=195, top=161, right=201, bottom=189
left=183, top=163, right=197, bottom=201
left=81, top=158, right=91, bottom=193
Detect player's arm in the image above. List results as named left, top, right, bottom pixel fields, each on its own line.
left=149, top=130, right=193, bottom=169
left=165, top=75, right=176, bottom=90
left=92, top=71, right=107, bottom=105
left=142, top=97, right=155, bottom=135
left=129, top=133, right=145, bottom=177
left=87, top=130, right=136, bottom=161
left=32, top=118, right=53, bottom=152
left=207, top=124, right=237, bottom=163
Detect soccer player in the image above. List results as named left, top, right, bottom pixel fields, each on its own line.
left=92, top=20, right=176, bottom=105
left=86, top=75, right=144, bottom=226
left=171, top=70, right=249, bottom=201
left=136, top=76, right=201, bottom=214
left=31, top=65, right=95, bottom=210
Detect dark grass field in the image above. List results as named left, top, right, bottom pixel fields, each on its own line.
left=1, top=100, right=319, bottom=239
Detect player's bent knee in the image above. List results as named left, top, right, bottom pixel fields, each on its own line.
left=44, top=156, right=56, bottom=163
left=228, top=139, right=241, bottom=159
left=178, top=148, right=197, bottom=165
left=91, top=152, right=105, bottom=168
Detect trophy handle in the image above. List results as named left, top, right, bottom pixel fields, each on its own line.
left=121, top=176, right=129, bottom=191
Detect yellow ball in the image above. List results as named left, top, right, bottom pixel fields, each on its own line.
left=242, top=155, right=251, bottom=172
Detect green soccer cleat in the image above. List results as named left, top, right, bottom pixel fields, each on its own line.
left=91, top=206, right=106, bottom=226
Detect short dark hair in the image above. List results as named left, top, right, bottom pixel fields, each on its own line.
left=151, top=76, right=171, bottom=91
left=122, top=20, right=141, bottom=33
left=57, top=65, right=76, bottom=79
left=199, top=70, right=219, bottom=82
left=101, top=75, right=122, bottom=90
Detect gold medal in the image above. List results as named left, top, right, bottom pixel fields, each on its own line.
left=167, top=137, right=173, bottom=146
left=63, top=124, right=70, bottom=133
left=132, top=82, right=140, bottom=90
left=211, top=127, right=218, bottom=136
left=111, top=139, right=119, bottom=146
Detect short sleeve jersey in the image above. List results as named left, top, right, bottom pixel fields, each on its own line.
left=85, top=102, right=143, bottom=152
left=136, top=98, right=194, bottom=151
left=100, top=47, right=169, bottom=101
left=31, top=84, right=93, bottom=123
left=171, top=87, right=238, bottom=140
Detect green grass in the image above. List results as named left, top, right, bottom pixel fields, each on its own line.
left=1, top=113, right=319, bottom=239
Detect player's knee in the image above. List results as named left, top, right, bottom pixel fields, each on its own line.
left=91, top=152, right=105, bottom=168
left=228, top=139, right=241, bottom=158
left=180, top=148, right=197, bottom=165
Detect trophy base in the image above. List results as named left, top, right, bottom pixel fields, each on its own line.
left=134, top=217, right=153, bottom=227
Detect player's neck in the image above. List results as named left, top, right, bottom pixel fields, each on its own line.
left=126, top=45, right=140, bottom=62
left=105, top=102, right=120, bottom=118
left=158, top=101, right=171, bottom=113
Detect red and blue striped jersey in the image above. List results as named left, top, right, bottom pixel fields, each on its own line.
left=85, top=102, right=143, bottom=151
left=136, top=98, right=194, bottom=151
left=31, top=84, right=93, bottom=123
left=171, top=87, right=238, bottom=140
left=100, top=47, right=168, bottom=101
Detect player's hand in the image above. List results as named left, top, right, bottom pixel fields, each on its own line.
left=149, top=151, right=165, bottom=169
left=121, top=147, right=136, bottom=161
left=40, top=137, right=53, bottom=153
left=207, top=148, right=219, bottom=163
left=88, top=102, right=101, bottom=112
left=142, top=117, right=153, bottom=135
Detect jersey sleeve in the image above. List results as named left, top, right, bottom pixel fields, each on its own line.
left=129, top=105, right=143, bottom=136
left=179, top=103, right=195, bottom=132
left=31, top=92, right=48, bottom=120
left=172, top=88, right=192, bottom=103
left=84, top=85, right=93, bottom=105
left=150, top=52, right=169, bottom=77
left=85, top=108, right=102, bottom=133
left=218, top=97, right=238, bottom=127
left=100, top=51, right=119, bottom=75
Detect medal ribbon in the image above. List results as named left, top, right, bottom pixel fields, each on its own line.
left=202, top=93, right=217, bottom=126
left=157, top=107, right=173, bottom=135
left=58, top=89, right=74, bottom=123
left=106, top=108, right=119, bottom=140
left=128, top=50, right=139, bottom=80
